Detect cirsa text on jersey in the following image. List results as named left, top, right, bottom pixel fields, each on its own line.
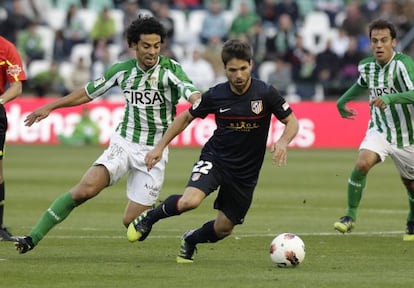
left=125, top=90, right=165, bottom=106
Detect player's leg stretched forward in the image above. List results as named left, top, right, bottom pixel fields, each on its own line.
left=13, top=165, right=110, bottom=254
left=127, top=187, right=234, bottom=263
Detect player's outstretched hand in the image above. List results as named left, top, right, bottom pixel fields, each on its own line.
left=24, top=107, right=51, bottom=127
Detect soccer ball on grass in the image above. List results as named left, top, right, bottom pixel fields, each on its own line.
left=269, top=233, right=305, bottom=268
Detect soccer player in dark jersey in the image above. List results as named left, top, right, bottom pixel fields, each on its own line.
left=0, top=36, right=26, bottom=241
left=13, top=16, right=200, bottom=253
left=334, top=19, right=414, bottom=241
left=127, top=39, right=299, bottom=263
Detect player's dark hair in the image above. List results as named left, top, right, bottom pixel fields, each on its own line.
left=126, top=15, right=166, bottom=47
left=369, top=19, right=397, bottom=39
left=221, top=39, right=252, bottom=65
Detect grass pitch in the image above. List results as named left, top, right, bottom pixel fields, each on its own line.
left=0, top=145, right=413, bottom=288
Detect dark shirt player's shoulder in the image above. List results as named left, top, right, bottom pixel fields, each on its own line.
left=252, top=77, right=276, bottom=91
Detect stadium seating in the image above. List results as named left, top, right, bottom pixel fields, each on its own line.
left=300, top=11, right=331, bottom=55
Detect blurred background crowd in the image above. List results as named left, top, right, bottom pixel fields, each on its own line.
left=1, top=0, right=414, bottom=101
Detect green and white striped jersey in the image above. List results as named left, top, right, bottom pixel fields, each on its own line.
left=85, top=56, right=198, bottom=146
left=358, top=52, right=414, bottom=148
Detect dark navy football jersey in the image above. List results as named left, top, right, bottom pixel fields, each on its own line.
left=189, top=78, right=293, bottom=180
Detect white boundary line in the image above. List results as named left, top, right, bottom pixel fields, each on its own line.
left=18, top=230, right=405, bottom=240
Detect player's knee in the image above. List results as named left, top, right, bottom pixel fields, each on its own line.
left=216, top=227, right=233, bottom=239
left=70, top=185, right=100, bottom=203
left=178, top=197, right=201, bottom=211
left=354, top=161, right=372, bottom=173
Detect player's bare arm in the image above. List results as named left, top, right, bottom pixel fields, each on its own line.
left=145, top=110, right=195, bottom=170
left=24, top=88, right=92, bottom=127
left=271, top=113, right=299, bottom=167
left=0, top=81, right=22, bottom=104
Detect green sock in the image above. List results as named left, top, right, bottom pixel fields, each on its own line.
left=346, top=168, right=367, bottom=221
left=406, top=190, right=414, bottom=222
left=29, top=192, right=77, bottom=245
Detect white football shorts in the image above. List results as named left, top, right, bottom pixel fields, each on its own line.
left=94, top=133, right=168, bottom=206
left=360, top=128, right=414, bottom=179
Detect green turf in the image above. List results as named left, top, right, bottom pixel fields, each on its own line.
left=1, top=145, right=413, bottom=288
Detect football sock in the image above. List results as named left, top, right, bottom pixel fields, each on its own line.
left=406, top=189, right=414, bottom=222
left=0, top=182, right=4, bottom=227
left=147, top=194, right=182, bottom=223
left=185, top=220, right=220, bottom=245
left=346, top=168, right=366, bottom=221
left=29, top=192, right=77, bottom=245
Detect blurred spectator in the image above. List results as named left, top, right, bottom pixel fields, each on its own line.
left=359, top=0, right=380, bottom=22
left=228, top=1, right=259, bottom=39
left=203, top=39, right=225, bottom=82
left=16, top=21, right=45, bottom=66
left=338, top=36, right=364, bottom=87
left=315, top=0, right=344, bottom=27
left=153, top=1, right=175, bottom=42
left=19, top=0, right=52, bottom=25
left=0, top=0, right=31, bottom=43
left=29, top=61, right=68, bottom=97
left=91, top=39, right=112, bottom=79
left=229, top=0, right=256, bottom=14
left=315, top=38, right=340, bottom=96
left=341, top=1, right=367, bottom=38
left=122, top=0, right=148, bottom=29
left=199, top=0, right=228, bottom=45
left=58, top=107, right=100, bottom=146
left=62, top=4, right=88, bottom=58
left=330, top=27, right=349, bottom=57
left=65, top=57, right=91, bottom=91
left=267, top=56, right=293, bottom=97
left=90, top=7, right=116, bottom=44
left=256, top=0, right=277, bottom=29
left=53, top=29, right=66, bottom=62
left=242, top=19, right=267, bottom=67
left=272, top=13, right=297, bottom=59
left=374, top=0, right=412, bottom=37
left=291, top=49, right=316, bottom=100
left=275, top=0, right=300, bottom=26
left=181, top=45, right=216, bottom=92
left=288, top=34, right=316, bottom=100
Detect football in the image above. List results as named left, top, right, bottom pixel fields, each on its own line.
left=269, top=233, right=305, bottom=268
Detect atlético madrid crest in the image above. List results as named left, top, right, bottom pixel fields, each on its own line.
left=251, top=100, right=263, bottom=115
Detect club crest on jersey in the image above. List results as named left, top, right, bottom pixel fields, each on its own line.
left=251, top=100, right=263, bottom=115
left=93, top=76, right=106, bottom=88
left=6, top=64, right=22, bottom=77
left=148, top=76, right=158, bottom=89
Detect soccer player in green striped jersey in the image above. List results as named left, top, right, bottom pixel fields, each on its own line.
left=12, top=16, right=201, bottom=253
left=334, top=19, right=414, bottom=240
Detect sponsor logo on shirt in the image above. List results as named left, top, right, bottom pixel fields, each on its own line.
left=219, top=107, right=231, bottom=113
left=369, top=86, right=398, bottom=101
left=227, top=121, right=260, bottom=132
left=124, top=89, right=165, bottom=106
